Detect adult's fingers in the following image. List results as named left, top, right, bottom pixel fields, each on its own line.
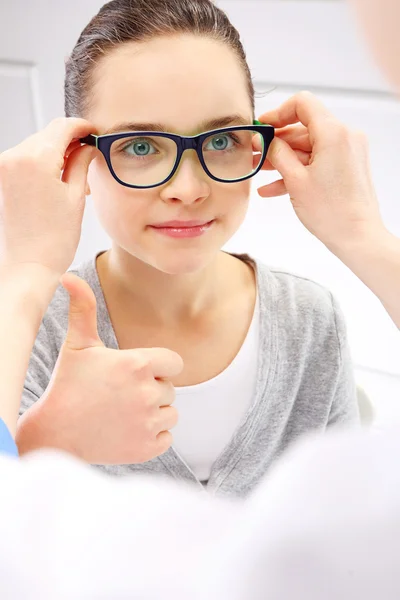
left=258, top=91, right=333, bottom=141
left=63, top=140, right=82, bottom=167
left=257, top=179, right=288, bottom=198
left=62, top=145, right=96, bottom=196
left=253, top=125, right=311, bottom=155
left=24, top=118, right=96, bottom=173
left=41, top=118, right=95, bottom=153
left=261, top=148, right=311, bottom=171
left=264, top=137, right=307, bottom=179
left=275, top=125, right=312, bottom=152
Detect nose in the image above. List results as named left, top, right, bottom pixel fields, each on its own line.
left=159, top=150, right=211, bottom=206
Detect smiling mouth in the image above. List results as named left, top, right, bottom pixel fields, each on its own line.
left=151, top=219, right=213, bottom=228
left=148, top=219, right=215, bottom=239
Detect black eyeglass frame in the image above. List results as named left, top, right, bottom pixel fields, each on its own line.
left=80, top=120, right=275, bottom=189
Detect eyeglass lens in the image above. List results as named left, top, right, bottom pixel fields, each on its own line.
left=109, top=130, right=265, bottom=187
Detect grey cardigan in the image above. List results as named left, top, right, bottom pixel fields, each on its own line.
left=21, top=254, right=359, bottom=499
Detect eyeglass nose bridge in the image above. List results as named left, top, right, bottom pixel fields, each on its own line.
left=173, top=136, right=205, bottom=175
left=180, top=137, right=201, bottom=153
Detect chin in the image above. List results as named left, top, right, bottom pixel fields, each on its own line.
left=150, top=249, right=217, bottom=276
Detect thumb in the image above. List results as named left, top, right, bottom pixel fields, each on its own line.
left=60, top=273, right=103, bottom=351
left=267, top=137, right=306, bottom=179
left=62, top=145, right=96, bottom=197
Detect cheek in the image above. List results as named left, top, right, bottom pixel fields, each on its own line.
left=219, top=180, right=251, bottom=229
left=87, top=157, right=146, bottom=237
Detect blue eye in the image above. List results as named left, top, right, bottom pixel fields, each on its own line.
left=205, top=134, right=235, bottom=152
left=123, top=139, right=156, bottom=157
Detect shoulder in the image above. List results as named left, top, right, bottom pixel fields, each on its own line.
left=262, top=263, right=334, bottom=308
left=254, top=260, right=347, bottom=347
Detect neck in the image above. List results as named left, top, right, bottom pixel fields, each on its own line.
left=97, top=246, right=239, bottom=325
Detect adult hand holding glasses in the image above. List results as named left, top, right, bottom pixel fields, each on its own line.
left=257, top=91, right=400, bottom=328
left=0, top=118, right=96, bottom=433
left=0, top=117, right=96, bottom=276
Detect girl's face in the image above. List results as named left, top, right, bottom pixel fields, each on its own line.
left=86, top=34, right=254, bottom=274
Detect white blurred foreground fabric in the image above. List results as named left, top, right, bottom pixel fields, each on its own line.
left=1, top=427, right=400, bottom=599
left=208, top=426, right=400, bottom=600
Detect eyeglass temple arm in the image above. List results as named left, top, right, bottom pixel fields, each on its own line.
left=253, top=119, right=274, bottom=128
left=80, top=134, right=98, bottom=147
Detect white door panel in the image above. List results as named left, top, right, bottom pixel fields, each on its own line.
left=0, top=61, right=41, bottom=150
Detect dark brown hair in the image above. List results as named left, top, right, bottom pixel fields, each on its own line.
left=64, top=0, right=255, bottom=118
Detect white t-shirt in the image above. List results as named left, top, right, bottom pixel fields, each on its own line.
left=173, top=293, right=260, bottom=481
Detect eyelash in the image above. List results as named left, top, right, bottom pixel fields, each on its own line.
left=116, top=132, right=243, bottom=155
left=207, top=133, right=241, bottom=149
left=119, top=138, right=156, bottom=153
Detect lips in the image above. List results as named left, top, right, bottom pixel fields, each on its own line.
left=148, top=219, right=215, bottom=239
left=150, top=219, right=213, bottom=229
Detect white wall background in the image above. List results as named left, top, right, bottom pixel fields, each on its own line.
left=0, top=0, right=399, bottom=425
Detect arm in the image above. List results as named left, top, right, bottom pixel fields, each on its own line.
left=258, top=92, right=400, bottom=329
left=330, top=228, right=400, bottom=330
left=16, top=311, right=58, bottom=456
left=0, top=117, right=96, bottom=436
left=327, top=293, right=360, bottom=428
left=0, top=265, right=58, bottom=436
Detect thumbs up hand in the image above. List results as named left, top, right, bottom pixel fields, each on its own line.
left=16, top=273, right=183, bottom=465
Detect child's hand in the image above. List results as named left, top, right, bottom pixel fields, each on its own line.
left=16, top=274, right=183, bottom=464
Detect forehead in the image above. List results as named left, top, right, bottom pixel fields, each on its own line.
left=88, top=35, right=252, bottom=134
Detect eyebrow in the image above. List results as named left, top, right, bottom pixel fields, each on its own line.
left=102, top=114, right=251, bottom=135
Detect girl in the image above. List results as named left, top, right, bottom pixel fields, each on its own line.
left=17, top=0, right=359, bottom=498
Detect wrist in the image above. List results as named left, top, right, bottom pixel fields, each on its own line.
left=0, top=262, right=62, bottom=286
left=16, top=393, right=71, bottom=456
left=0, top=262, right=61, bottom=317
left=326, top=224, right=400, bottom=309
left=324, top=222, right=391, bottom=263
